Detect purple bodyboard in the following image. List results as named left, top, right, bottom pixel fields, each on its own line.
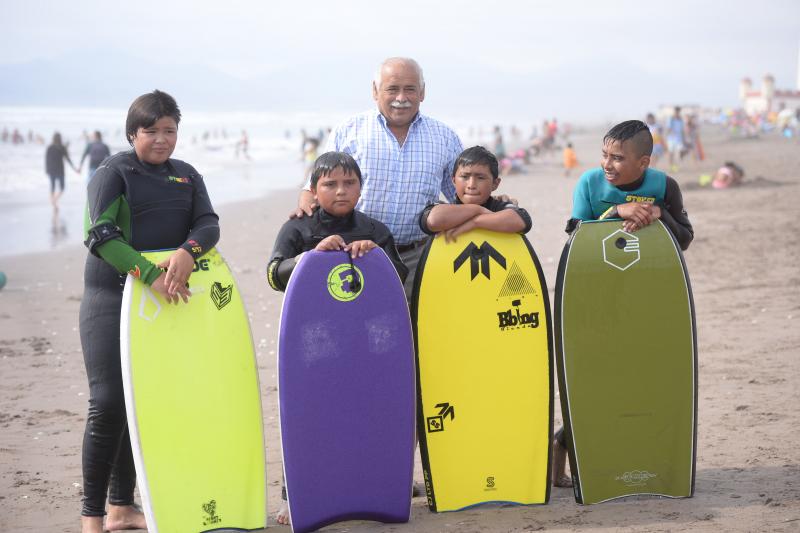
left=278, top=249, right=415, bottom=533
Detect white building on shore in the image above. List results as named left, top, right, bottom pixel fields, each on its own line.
left=740, top=45, right=800, bottom=115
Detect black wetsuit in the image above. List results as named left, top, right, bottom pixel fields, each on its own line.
left=267, top=207, right=407, bottom=291
left=418, top=196, right=534, bottom=235
left=79, top=150, right=219, bottom=516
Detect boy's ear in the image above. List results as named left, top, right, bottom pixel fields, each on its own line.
left=492, top=177, right=501, bottom=191
left=639, top=154, right=651, bottom=171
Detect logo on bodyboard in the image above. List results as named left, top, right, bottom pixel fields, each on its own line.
left=454, top=241, right=506, bottom=280
left=426, top=402, right=455, bottom=433
left=485, top=476, right=496, bottom=491
left=615, top=470, right=657, bottom=487
left=497, top=299, right=539, bottom=331
left=602, top=229, right=640, bottom=271
left=201, top=499, right=221, bottom=526
left=326, top=264, right=364, bottom=302
left=210, top=282, right=233, bottom=310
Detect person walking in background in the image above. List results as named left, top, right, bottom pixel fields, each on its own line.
left=645, top=113, right=666, bottom=167
left=563, top=142, right=579, bottom=177
left=666, top=106, right=687, bottom=173
left=45, top=132, right=76, bottom=211
left=78, top=131, right=111, bottom=182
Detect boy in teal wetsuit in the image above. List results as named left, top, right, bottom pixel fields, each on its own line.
left=566, top=119, right=693, bottom=250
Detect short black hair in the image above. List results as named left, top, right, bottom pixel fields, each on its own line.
left=310, top=151, right=362, bottom=188
left=453, top=145, right=499, bottom=180
left=125, top=90, right=181, bottom=146
left=603, top=120, right=653, bottom=157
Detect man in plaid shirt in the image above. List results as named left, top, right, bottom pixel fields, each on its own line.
left=294, top=57, right=464, bottom=299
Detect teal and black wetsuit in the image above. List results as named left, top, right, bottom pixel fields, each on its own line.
left=566, top=167, right=694, bottom=250
left=79, top=150, right=219, bottom=516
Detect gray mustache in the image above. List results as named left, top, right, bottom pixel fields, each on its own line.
left=390, top=101, right=412, bottom=109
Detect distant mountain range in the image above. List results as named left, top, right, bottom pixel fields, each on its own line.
left=0, top=47, right=741, bottom=124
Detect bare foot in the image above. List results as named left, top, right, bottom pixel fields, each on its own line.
left=81, top=516, right=104, bottom=533
left=552, top=439, right=574, bottom=488
left=276, top=501, right=290, bottom=526
left=105, top=504, right=147, bottom=531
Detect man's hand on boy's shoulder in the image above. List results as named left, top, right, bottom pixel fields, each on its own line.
left=291, top=190, right=318, bottom=219
left=617, top=202, right=661, bottom=232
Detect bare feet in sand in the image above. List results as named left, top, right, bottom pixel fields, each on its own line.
left=105, top=504, right=148, bottom=531
left=81, top=516, right=104, bottom=533
left=552, top=438, right=573, bottom=488
left=276, top=500, right=290, bottom=526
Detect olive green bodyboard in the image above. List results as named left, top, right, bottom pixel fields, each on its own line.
left=554, top=220, right=697, bottom=504
left=121, top=248, right=266, bottom=532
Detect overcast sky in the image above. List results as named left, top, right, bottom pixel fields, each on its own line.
left=1, top=0, right=799, bottom=123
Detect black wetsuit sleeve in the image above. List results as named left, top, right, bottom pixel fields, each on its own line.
left=419, top=203, right=438, bottom=235
left=86, top=167, right=161, bottom=285
left=266, top=220, right=305, bottom=292
left=661, top=177, right=694, bottom=250
left=500, top=202, right=533, bottom=234
left=179, top=174, right=219, bottom=258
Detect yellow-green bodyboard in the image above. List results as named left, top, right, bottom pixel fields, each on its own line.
left=121, top=248, right=266, bottom=532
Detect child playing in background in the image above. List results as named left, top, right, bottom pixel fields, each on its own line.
left=563, top=142, right=578, bottom=177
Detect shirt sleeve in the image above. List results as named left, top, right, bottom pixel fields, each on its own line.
left=179, top=173, right=220, bottom=259
left=660, top=177, right=694, bottom=250
left=503, top=203, right=533, bottom=234
left=440, top=131, right=463, bottom=203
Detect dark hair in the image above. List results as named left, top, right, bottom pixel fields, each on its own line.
left=310, top=151, right=362, bottom=188
left=603, top=120, right=653, bottom=157
left=453, top=145, right=499, bottom=179
left=94, top=130, right=103, bottom=141
left=52, top=132, right=62, bottom=147
left=125, top=90, right=181, bottom=146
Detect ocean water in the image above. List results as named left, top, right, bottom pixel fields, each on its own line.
left=0, top=106, right=349, bottom=257
left=0, top=105, right=520, bottom=258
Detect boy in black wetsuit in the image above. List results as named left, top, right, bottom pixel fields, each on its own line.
left=418, top=145, right=532, bottom=238
left=267, top=151, right=406, bottom=526
left=267, top=151, right=407, bottom=292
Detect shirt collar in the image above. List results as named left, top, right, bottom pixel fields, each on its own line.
left=375, top=108, right=423, bottom=129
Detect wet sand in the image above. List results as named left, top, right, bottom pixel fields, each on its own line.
left=1, top=128, right=798, bottom=532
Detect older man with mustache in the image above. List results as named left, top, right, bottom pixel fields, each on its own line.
left=294, top=57, right=464, bottom=299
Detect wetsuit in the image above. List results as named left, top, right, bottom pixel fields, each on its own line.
left=79, top=150, right=219, bottom=516
left=566, top=167, right=694, bottom=250
left=45, top=144, right=73, bottom=192
left=267, top=207, right=407, bottom=291
left=418, top=196, right=533, bottom=235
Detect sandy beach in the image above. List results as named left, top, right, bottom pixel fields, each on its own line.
left=1, top=127, right=798, bottom=532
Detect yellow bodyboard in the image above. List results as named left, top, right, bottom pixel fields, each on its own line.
left=121, top=248, right=266, bottom=532
left=413, top=229, right=552, bottom=511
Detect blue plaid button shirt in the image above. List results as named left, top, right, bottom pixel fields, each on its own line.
left=323, top=109, right=463, bottom=245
